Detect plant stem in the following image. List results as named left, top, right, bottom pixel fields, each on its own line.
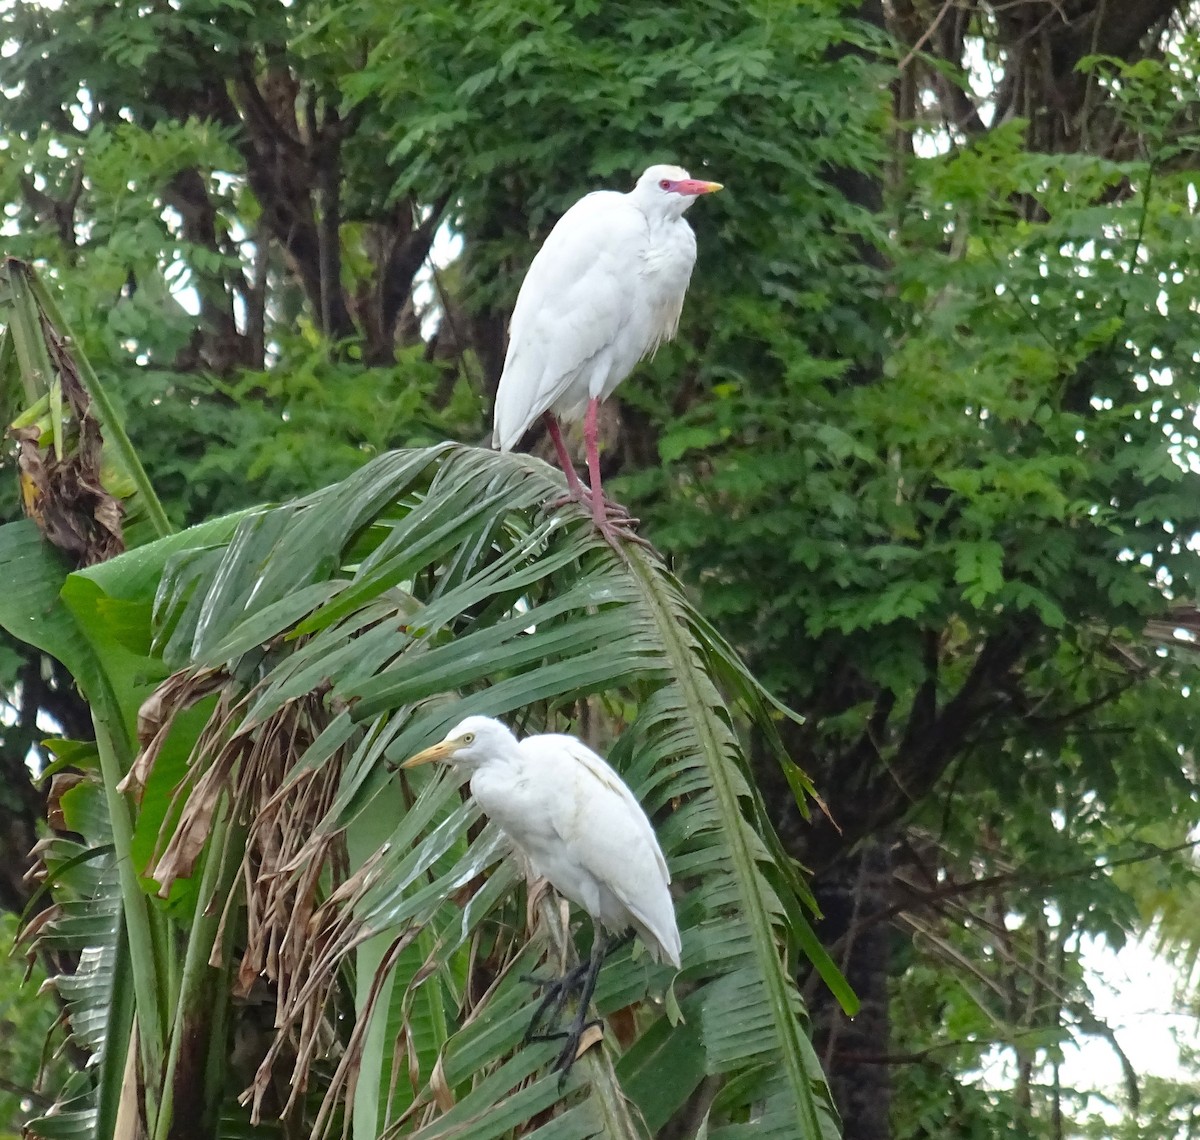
left=94, top=709, right=165, bottom=1133
left=154, top=807, right=239, bottom=1140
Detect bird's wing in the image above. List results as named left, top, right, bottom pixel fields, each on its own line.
left=508, top=735, right=680, bottom=967
left=555, top=735, right=671, bottom=885
left=492, top=193, right=649, bottom=449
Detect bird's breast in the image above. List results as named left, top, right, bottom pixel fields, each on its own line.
left=632, top=224, right=697, bottom=357
left=470, top=769, right=560, bottom=848
left=640, top=226, right=697, bottom=293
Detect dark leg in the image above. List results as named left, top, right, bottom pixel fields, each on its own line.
left=523, top=957, right=591, bottom=1044
left=552, top=929, right=608, bottom=1077
left=522, top=929, right=635, bottom=1045
left=543, top=412, right=587, bottom=500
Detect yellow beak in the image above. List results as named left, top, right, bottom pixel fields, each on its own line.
left=401, top=740, right=457, bottom=769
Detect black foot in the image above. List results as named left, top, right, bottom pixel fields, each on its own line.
left=554, top=1017, right=604, bottom=1084
left=522, top=961, right=590, bottom=1044
left=522, top=931, right=612, bottom=1080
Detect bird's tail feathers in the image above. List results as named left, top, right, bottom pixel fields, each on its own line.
left=631, top=912, right=682, bottom=970
left=492, top=419, right=521, bottom=452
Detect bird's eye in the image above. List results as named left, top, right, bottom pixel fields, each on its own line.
left=658, top=179, right=672, bottom=190
left=461, top=732, right=475, bottom=744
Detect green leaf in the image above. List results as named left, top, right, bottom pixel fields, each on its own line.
left=134, top=444, right=840, bottom=1138
left=954, top=540, right=1005, bottom=606
left=0, top=520, right=105, bottom=702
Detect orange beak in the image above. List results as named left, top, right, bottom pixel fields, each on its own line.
left=400, top=740, right=457, bottom=769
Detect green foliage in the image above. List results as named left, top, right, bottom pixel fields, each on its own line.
left=114, top=350, right=480, bottom=526
left=1, top=446, right=842, bottom=1137
left=5, top=0, right=1200, bottom=1136
left=1074, top=1066, right=1200, bottom=1140
left=0, top=915, right=69, bottom=1135
left=859, top=54, right=1200, bottom=1135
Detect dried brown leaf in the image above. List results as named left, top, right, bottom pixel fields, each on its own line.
left=113, top=1022, right=141, bottom=1140
left=16, top=906, right=56, bottom=951
left=141, top=685, right=365, bottom=1124
left=8, top=315, right=126, bottom=566
left=574, top=1025, right=605, bottom=1065
left=429, top=1052, right=455, bottom=1113
left=524, top=876, right=550, bottom=942
left=120, top=667, right=225, bottom=801
left=151, top=751, right=236, bottom=896
left=47, top=771, right=86, bottom=831
left=301, top=932, right=415, bottom=1135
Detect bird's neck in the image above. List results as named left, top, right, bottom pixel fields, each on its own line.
left=468, top=746, right=522, bottom=783
left=643, top=207, right=688, bottom=231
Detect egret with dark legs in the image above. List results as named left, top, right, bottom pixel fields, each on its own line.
left=401, top=716, right=681, bottom=1076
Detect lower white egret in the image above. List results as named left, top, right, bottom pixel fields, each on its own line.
left=401, top=715, right=681, bottom=1073
left=491, top=165, right=722, bottom=542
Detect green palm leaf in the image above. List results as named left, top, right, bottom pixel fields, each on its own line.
left=20, top=770, right=128, bottom=1140
left=119, top=443, right=840, bottom=1137
left=0, top=443, right=844, bottom=1136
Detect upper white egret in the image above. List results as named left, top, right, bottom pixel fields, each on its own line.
left=402, top=714, right=680, bottom=1073
left=491, top=164, right=722, bottom=540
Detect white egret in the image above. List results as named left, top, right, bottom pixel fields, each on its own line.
left=492, top=164, right=722, bottom=540
left=402, top=714, right=680, bottom=1072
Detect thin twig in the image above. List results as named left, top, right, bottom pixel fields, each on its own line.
left=897, top=0, right=957, bottom=73
left=841, top=836, right=1200, bottom=947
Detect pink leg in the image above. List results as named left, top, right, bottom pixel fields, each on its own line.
left=543, top=412, right=586, bottom=500
left=583, top=398, right=607, bottom=530
left=543, top=403, right=647, bottom=549
left=581, top=401, right=645, bottom=548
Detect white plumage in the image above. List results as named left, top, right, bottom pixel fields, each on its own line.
left=492, top=164, right=721, bottom=537
left=403, top=714, right=680, bottom=968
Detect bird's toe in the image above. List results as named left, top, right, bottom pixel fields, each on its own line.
left=552, top=1020, right=605, bottom=1077
left=595, top=515, right=656, bottom=554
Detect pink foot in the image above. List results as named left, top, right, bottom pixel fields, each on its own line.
left=543, top=487, right=650, bottom=550
left=588, top=491, right=653, bottom=552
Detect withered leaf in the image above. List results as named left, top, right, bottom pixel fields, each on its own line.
left=429, top=1052, right=455, bottom=1113
left=573, top=1023, right=605, bottom=1061
left=47, top=771, right=86, bottom=832
left=121, top=667, right=225, bottom=802
left=9, top=317, right=126, bottom=567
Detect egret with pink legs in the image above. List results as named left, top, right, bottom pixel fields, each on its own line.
left=492, top=164, right=721, bottom=542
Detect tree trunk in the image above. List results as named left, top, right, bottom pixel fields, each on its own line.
left=808, top=838, right=895, bottom=1140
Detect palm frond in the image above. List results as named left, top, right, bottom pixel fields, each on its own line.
left=68, top=443, right=841, bottom=1137
left=20, top=762, right=128, bottom=1140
